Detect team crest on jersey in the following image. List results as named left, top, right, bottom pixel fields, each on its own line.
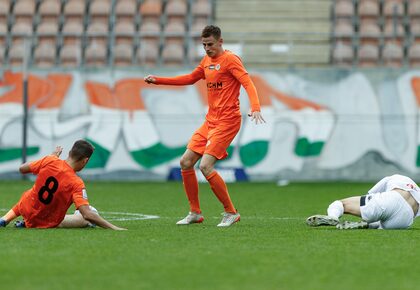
left=82, top=189, right=88, bottom=200
left=215, top=64, right=221, bottom=70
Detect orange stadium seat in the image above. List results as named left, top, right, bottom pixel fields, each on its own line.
left=136, top=39, right=159, bottom=66
left=37, top=21, right=59, bottom=45
left=11, top=21, right=32, bottom=44
left=140, top=0, right=163, bottom=22
left=382, top=41, right=404, bottom=67
left=359, top=19, right=381, bottom=43
left=85, top=42, right=108, bottom=67
left=8, top=42, right=26, bottom=66
left=192, top=0, right=212, bottom=19
left=358, top=0, right=380, bottom=18
left=13, top=0, right=35, bottom=24
left=409, top=0, right=420, bottom=17
left=162, top=41, right=184, bottom=66
left=383, top=0, right=404, bottom=18
left=86, top=22, right=108, bottom=46
left=332, top=41, right=354, bottom=66
left=164, top=19, right=186, bottom=44
left=334, top=18, right=354, bottom=40
left=165, top=0, right=187, bottom=22
left=334, top=0, right=354, bottom=18
left=62, top=21, right=84, bottom=45
left=113, top=43, right=133, bottom=66
left=34, top=42, right=56, bottom=67
left=0, top=0, right=11, bottom=24
left=60, top=43, right=81, bottom=67
left=64, top=0, right=86, bottom=23
left=408, top=42, right=420, bottom=66
left=39, top=0, right=61, bottom=23
left=139, top=18, right=161, bottom=40
left=114, top=20, right=136, bottom=45
left=358, top=43, right=380, bottom=67
left=90, top=0, right=111, bottom=24
left=115, top=0, right=137, bottom=23
left=383, top=19, right=405, bottom=39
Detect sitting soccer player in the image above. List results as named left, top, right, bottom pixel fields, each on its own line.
left=306, top=174, right=420, bottom=230
left=0, top=140, right=126, bottom=230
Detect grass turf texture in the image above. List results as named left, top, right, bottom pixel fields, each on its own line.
left=0, top=181, right=419, bottom=290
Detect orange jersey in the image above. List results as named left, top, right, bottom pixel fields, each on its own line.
left=155, top=50, right=261, bottom=123
left=13, top=155, right=89, bottom=228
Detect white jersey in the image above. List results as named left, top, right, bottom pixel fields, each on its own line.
left=368, top=174, right=420, bottom=217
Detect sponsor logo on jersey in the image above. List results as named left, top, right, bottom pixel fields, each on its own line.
left=207, top=82, right=223, bottom=89
left=82, top=189, right=88, bottom=200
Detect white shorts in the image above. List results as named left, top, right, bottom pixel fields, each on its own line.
left=360, top=190, right=414, bottom=229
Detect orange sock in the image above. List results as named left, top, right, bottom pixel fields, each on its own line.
left=181, top=169, right=201, bottom=214
left=206, top=171, right=236, bottom=213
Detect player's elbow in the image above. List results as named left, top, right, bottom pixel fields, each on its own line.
left=19, top=164, right=30, bottom=174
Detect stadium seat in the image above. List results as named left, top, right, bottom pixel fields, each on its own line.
left=164, top=19, right=186, bottom=44
left=140, top=0, right=163, bottom=22
left=383, top=0, right=404, bottom=18
left=382, top=41, right=404, bottom=66
left=60, top=43, right=82, bottom=67
left=39, top=0, right=61, bottom=24
left=113, top=43, right=133, bottom=66
left=64, top=0, right=86, bottom=23
left=334, top=0, right=354, bottom=19
left=62, top=21, right=84, bottom=45
left=333, top=18, right=354, bottom=40
left=358, top=43, right=380, bottom=67
left=114, top=20, right=136, bottom=45
left=13, top=0, right=35, bottom=24
left=332, top=41, right=354, bottom=66
left=139, top=19, right=161, bottom=39
left=191, top=0, right=212, bottom=19
left=359, top=19, right=381, bottom=42
left=409, top=0, right=420, bottom=17
left=8, top=42, right=26, bottom=67
left=11, top=21, right=32, bottom=44
left=34, top=42, right=56, bottom=67
left=165, top=0, right=187, bottom=22
left=408, top=42, right=420, bottom=66
left=162, top=41, right=184, bottom=66
left=0, top=0, right=10, bottom=24
left=410, top=19, right=420, bottom=37
left=37, top=21, right=59, bottom=45
left=115, top=0, right=137, bottom=23
left=85, top=42, right=108, bottom=67
left=90, top=0, right=112, bottom=24
left=188, top=39, right=205, bottom=64
left=136, top=39, right=159, bottom=66
left=383, top=19, right=405, bottom=39
left=86, top=22, right=108, bottom=46
left=358, top=0, right=380, bottom=18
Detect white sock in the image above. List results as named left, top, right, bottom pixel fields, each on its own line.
left=327, top=200, right=344, bottom=219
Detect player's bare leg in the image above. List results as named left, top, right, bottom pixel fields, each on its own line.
left=0, top=209, right=18, bottom=227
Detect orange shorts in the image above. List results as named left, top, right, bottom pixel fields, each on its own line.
left=187, top=118, right=241, bottom=160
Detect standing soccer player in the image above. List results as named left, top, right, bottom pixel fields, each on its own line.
left=144, top=25, right=265, bottom=227
left=0, top=140, right=126, bottom=230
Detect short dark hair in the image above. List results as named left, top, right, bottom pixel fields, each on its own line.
left=201, top=25, right=221, bottom=40
left=69, top=140, right=95, bottom=161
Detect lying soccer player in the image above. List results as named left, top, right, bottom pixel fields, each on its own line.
left=306, top=174, right=420, bottom=229
left=0, top=140, right=126, bottom=230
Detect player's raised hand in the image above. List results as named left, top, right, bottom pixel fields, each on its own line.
left=51, top=146, right=63, bottom=157
left=248, top=110, right=266, bottom=125
left=144, top=75, right=157, bottom=84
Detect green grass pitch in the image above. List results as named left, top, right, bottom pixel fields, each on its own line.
left=0, top=180, right=419, bottom=290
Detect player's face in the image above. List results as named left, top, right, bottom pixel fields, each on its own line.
left=202, top=35, right=223, bottom=58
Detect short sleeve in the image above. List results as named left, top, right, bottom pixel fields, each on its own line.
left=72, top=180, right=89, bottom=209
left=29, top=155, right=57, bottom=174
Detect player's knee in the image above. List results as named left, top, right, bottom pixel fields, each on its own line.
left=180, top=156, right=194, bottom=170
left=199, top=163, right=213, bottom=176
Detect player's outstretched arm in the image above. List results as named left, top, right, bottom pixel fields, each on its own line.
left=78, top=205, right=127, bottom=230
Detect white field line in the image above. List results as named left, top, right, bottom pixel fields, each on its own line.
left=0, top=208, right=304, bottom=222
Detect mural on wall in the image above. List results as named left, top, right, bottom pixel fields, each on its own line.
left=0, top=69, right=420, bottom=180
